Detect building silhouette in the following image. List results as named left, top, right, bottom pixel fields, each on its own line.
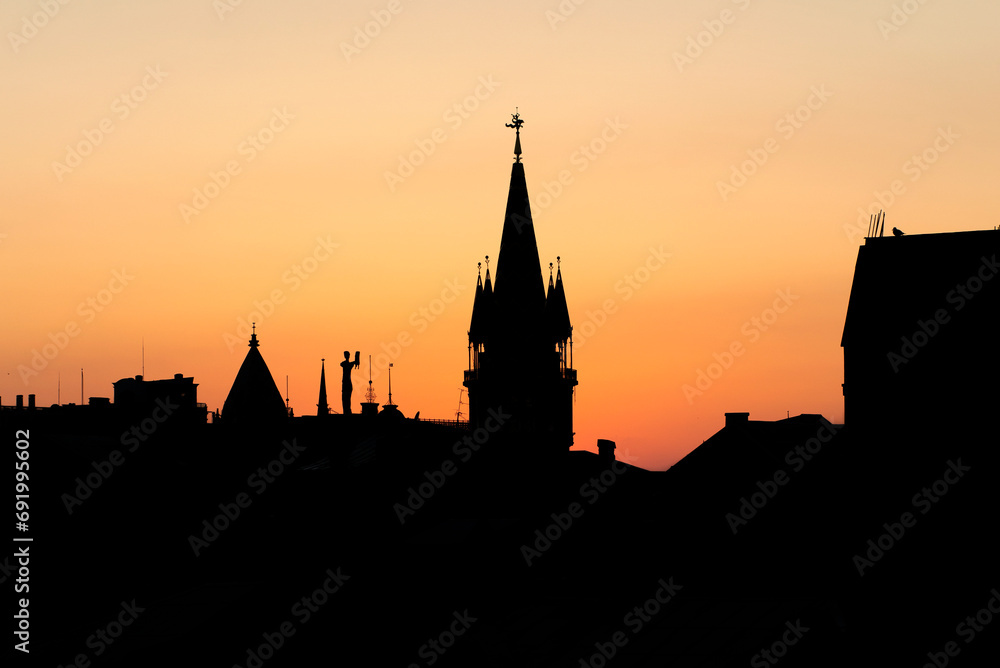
left=841, top=229, right=997, bottom=436
left=463, top=112, right=578, bottom=453
left=221, top=324, right=287, bottom=428
left=112, top=372, right=206, bottom=427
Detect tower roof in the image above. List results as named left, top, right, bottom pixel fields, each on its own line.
left=223, top=326, right=287, bottom=426
left=469, top=260, right=495, bottom=344
left=544, top=259, right=572, bottom=342
left=493, top=114, right=545, bottom=317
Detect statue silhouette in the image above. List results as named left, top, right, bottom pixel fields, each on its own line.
left=341, top=350, right=360, bottom=413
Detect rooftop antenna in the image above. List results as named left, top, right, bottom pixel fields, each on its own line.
left=456, top=388, right=466, bottom=422
left=285, top=375, right=290, bottom=414
left=879, top=211, right=886, bottom=237
left=80, top=368, right=84, bottom=404
left=365, top=355, right=376, bottom=403
left=142, top=337, right=145, bottom=377
left=57, top=371, right=61, bottom=405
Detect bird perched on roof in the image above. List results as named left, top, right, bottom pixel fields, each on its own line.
left=892, top=227, right=905, bottom=236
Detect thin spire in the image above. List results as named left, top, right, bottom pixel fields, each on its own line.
left=317, top=358, right=329, bottom=415
left=249, top=322, right=259, bottom=348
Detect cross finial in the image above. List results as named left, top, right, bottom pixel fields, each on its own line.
left=505, top=108, right=524, bottom=163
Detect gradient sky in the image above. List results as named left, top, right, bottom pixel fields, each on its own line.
left=3, top=0, right=998, bottom=470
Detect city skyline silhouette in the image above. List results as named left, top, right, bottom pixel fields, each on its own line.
left=3, top=2, right=999, bottom=666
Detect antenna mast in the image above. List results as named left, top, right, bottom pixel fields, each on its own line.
left=365, top=355, right=376, bottom=403
left=456, top=388, right=466, bottom=422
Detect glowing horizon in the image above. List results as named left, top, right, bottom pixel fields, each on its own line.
left=4, top=0, right=998, bottom=470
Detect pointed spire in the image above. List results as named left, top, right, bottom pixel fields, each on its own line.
left=545, top=256, right=572, bottom=343
left=470, top=258, right=494, bottom=344
left=317, top=358, right=329, bottom=415
left=249, top=322, right=259, bottom=348
left=495, top=111, right=545, bottom=318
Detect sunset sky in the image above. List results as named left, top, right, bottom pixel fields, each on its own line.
left=3, top=0, right=998, bottom=470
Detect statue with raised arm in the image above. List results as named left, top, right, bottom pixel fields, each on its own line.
left=341, top=350, right=360, bottom=414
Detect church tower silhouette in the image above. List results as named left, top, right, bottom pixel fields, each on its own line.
left=463, top=112, right=578, bottom=452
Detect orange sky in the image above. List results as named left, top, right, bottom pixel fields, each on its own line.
left=3, top=0, right=998, bottom=470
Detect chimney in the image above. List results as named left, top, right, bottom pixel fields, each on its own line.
left=725, top=412, right=750, bottom=429
left=16, top=395, right=24, bottom=409
left=175, top=373, right=184, bottom=380
left=597, top=439, right=616, bottom=463
left=28, top=394, right=36, bottom=409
